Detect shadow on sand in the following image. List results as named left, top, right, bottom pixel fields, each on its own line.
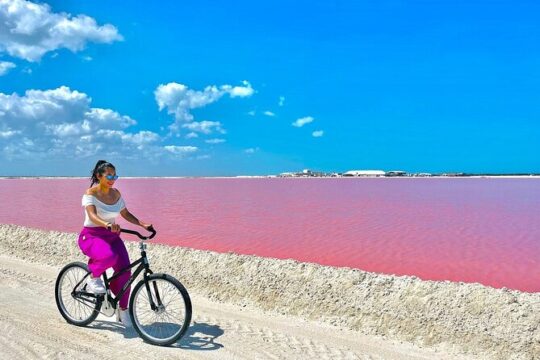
left=88, top=320, right=225, bottom=350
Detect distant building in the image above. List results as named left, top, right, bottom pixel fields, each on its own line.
left=385, top=170, right=406, bottom=177
left=342, top=170, right=386, bottom=177
left=278, top=169, right=332, bottom=177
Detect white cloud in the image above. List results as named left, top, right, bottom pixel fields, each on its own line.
left=185, top=131, right=198, bottom=139
left=0, top=60, right=15, bottom=75
left=263, top=110, right=275, bottom=117
left=205, top=138, right=225, bottom=144
left=181, top=120, right=226, bottom=135
left=292, top=116, right=314, bottom=127
left=164, top=145, right=198, bottom=156
left=247, top=110, right=256, bottom=116
left=0, top=0, right=122, bottom=62
left=0, top=86, right=199, bottom=161
left=154, top=81, right=254, bottom=132
left=278, top=96, right=285, bottom=106
left=244, top=147, right=260, bottom=154
left=85, top=108, right=137, bottom=129
left=312, top=130, right=324, bottom=137
left=0, top=129, right=21, bottom=138
left=221, top=80, right=255, bottom=98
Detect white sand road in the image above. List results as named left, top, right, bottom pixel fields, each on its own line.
left=0, top=254, right=469, bottom=360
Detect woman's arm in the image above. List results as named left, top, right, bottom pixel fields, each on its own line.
left=120, top=208, right=152, bottom=229
left=85, top=205, right=111, bottom=228
left=114, top=189, right=152, bottom=229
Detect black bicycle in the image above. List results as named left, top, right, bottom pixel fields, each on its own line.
left=55, top=225, right=192, bottom=346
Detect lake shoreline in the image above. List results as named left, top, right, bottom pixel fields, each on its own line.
left=1, top=175, right=540, bottom=179
left=1, top=223, right=538, bottom=359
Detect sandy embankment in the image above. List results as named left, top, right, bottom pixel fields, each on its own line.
left=0, top=224, right=538, bottom=359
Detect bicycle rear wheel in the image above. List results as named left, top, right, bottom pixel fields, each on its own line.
left=129, top=273, right=192, bottom=346
left=55, top=261, right=101, bottom=326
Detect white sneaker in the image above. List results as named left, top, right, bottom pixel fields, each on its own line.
left=85, top=276, right=106, bottom=294
left=116, top=308, right=133, bottom=327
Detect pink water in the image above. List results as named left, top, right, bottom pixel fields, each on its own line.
left=0, top=178, right=538, bottom=292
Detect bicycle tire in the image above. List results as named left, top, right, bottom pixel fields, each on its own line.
left=129, top=273, right=192, bottom=346
left=55, top=261, right=102, bottom=326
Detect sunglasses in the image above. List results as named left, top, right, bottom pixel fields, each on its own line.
left=105, top=174, right=119, bottom=180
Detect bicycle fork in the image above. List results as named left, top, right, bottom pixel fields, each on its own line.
left=140, top=242, right=164, bottom=312
left=144, top=275, right=163, bottom=312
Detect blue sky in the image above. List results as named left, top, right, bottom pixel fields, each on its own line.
left=0, top=0, right=539, bottom=176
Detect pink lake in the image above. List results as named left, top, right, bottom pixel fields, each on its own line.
left=0, top=177, right=539, bottom=292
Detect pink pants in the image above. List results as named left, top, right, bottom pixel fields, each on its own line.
left=78, top=226, right=131, bottom=309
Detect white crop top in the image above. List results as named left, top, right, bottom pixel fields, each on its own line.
left=82, top=193, right=126, bottom=227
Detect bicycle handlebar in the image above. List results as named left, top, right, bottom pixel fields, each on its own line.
left=107, top=224, right=157, bottom=240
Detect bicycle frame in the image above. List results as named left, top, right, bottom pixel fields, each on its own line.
left=72, top=226, right=162, bottom=312
left=102, top=248, right=154, bottom=309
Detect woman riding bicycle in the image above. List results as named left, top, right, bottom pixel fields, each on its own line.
left=78, top=160, right=153, bottom=327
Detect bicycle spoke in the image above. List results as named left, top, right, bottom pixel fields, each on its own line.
left=57, top=265, right=97, bottom=323
left=132, top=278, right=188, bottom=342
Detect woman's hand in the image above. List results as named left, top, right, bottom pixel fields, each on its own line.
left=140, top=222, right=153, bottom=231
left=107, top=223, right=121, bottom=234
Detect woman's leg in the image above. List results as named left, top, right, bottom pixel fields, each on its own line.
left=78, top=234, right=118, bottom=278
left=109, top=239, right=132, bottom=309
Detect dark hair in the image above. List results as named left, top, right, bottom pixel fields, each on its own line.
left=89, top=160, right=116, bottom=187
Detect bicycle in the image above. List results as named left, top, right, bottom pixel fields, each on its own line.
left=55, top=225, right=192, bottom=346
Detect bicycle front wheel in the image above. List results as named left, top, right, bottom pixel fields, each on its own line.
left=129, top=273, right=192, bottom=346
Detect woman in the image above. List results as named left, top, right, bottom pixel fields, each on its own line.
left=78, top=160, right=153, bottom=327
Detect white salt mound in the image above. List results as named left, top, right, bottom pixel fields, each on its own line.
left=0, top=223, right=538, bottom=360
